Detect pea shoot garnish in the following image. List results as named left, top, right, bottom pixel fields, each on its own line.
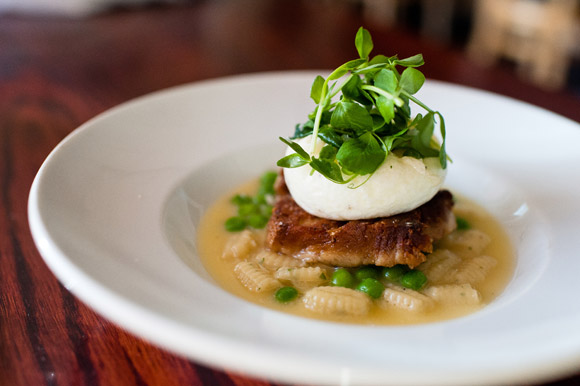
left=277, top=27, right=448, bottom=185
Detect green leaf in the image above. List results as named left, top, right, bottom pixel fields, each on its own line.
left=369, top=54, right=390, bottom=65
left=374, top=69, right=398, bottom=93
left=307, top=109, right=332, bottom=126
left=318, top=127, right=344, bottom=148
left=277, top=153, right=309, bottom=168
left=336, top=132, right=386, bottom=175
left=352, top=63, right=386, bottom=75
left=402, top=148, right=423, bottom=159
left=342, top=75, right=361, bottom=100
left=328, top=59, right=366, bottom=80
left=376, top=95, right=395, bottom=122
left=371, top=114, right=385, bottom=131
left=355, top=27, right=373, bottom=59
left=330, top=101, right=374, bottom=134
left=319, top=144, right=338, bottom=161
left=411, top=112, right=438, bottom=157
left=310, top=158, right=346, bottom=183
left=437, top=112, right=448, bottom=168
left=399, top=67, right=425, bottom=95
left=279, top=137, right=310, bottom=160
left=398, top=95, right=411, bottom=119
left=310, top=75, right=325, bottom=104
left=292, top=120, right=314, bottom=138
left=395, top=54, right=424, bottom=67
left=383, top=127, right=408, bottom=151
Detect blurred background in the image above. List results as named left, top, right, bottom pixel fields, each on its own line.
left=1, top=0, right=579, bottom=94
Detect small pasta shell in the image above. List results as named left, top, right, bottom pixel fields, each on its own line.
left=444, top=229, right=491, bottom=257
left=254, top=249, right=305, bottom=270
left=274, top=266, right=329, bottom=289
left=418, top=249, right=461, bottom=284
left=381, top=284, right=434, bottom=312
left=450, top=255, right=497, bottom=285
left=302, top=286, right=371, bottom=316
left=222, top=229, right=257, bottom=260
left=423, top=284, right=481, bottom=305
left=234, top=261, right=280, bottom=292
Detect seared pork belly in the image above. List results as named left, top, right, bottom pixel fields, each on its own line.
left=266, top=175, right=456, bottom=268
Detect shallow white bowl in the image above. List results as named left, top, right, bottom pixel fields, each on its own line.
left=29, top=72, right=580, bottom=386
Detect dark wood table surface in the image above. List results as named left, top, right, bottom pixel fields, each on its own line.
left=1, top=1, right=579, bottom=385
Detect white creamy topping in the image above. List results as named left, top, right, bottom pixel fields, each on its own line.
left=283, top=135, right=446, bottom=220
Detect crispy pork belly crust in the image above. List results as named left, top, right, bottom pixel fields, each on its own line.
left=266, top=175, right=456, bottom=268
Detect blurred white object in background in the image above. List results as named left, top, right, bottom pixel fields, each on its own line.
left=0, top=0, right=180, bottom=16
left=468, top=0, right=580, bottom=90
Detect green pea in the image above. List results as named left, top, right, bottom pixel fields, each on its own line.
left=225, top=216, right=246, bottom=232
left=355, top=265, right=380, bottom=281
left=356, top=278, right=384, bottom=299
left=382, top=265, right=409, bottom=281
left=400, top=270, right=427, bottom=290
left=275, top=286, right=298, bottom=303
left=456, top=217, right=470, bottom=230
left=247, top=214, right=269, bottom=229
left=331, top=268, right=354, bottom=288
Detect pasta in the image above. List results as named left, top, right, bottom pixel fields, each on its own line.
left=423, top=284, right=481, bottom=305
left=381, top=284, right=434, bottom=311
left=417, top=249, right=461, bottom=284
left=255, top=249, right=306, bottom=270
left=234, top=261, right=280, bottom=292
left=274, top=266, right=329, bottom=289
left=450, top=255, right=498, bottom=285
left=443, top=229, right=491, bottom=257
left=302, top=286, right=371, bottom=316
left=222, top=229, right=257, bottom=260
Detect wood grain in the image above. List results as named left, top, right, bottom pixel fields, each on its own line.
left=1, top=1, right=579, bottom=385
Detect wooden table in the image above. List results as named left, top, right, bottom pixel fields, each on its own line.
left=1, top=1, right=579, bottom=385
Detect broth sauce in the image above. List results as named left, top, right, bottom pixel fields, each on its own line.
left=197, top=178, right=515, bottom=325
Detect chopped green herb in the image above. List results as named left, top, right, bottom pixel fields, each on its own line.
left=456, top=217, right=471, bottom=230
left=247, top=214, right=269, bottom=229
left=225, top=170, right=277, bottom=232
left=224, top=216, right=246, bottom=232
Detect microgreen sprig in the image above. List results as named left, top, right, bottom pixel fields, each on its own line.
left=277, top=27, right=449, bottom=185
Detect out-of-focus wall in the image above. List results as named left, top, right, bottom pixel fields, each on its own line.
left=360, top=0, right=580, bottom=91
left=468, top=0, right=579, bottom=90
left=0, top=0, right=182, bottom=16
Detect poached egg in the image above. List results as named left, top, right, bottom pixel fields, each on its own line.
left=283, top=135, right=447, bottom=220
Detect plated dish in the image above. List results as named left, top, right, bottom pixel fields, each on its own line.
left=29, top=71, right=580, bottom=385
